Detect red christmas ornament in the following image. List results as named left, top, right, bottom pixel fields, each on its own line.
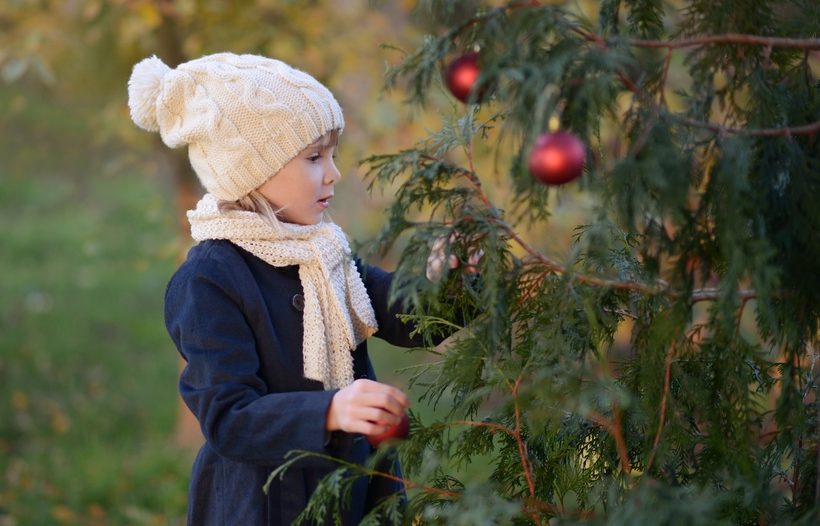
left=444, top=52, right=482, bottom=103
left=366, top=413, right=410, bottom=448
left=528, top=131, right=586, bottom=185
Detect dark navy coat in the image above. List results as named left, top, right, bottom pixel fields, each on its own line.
left=164, top=239, right=419, bottom=525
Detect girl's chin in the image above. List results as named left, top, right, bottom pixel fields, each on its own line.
left=280, top=213, right=324, bottom=226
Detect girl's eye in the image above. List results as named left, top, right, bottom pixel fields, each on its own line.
left=308, top=154, right=321, bottom=162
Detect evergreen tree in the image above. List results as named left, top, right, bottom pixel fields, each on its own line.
left=269, top=1, right=820, bottom=523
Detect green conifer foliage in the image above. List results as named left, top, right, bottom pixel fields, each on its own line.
left=273, top=1, right=820, bottom=523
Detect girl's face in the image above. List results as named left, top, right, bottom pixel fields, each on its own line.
left=257, top=133, right=341, bottom=225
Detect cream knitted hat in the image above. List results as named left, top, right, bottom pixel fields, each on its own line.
left=127, top=52, right=345, bottom=201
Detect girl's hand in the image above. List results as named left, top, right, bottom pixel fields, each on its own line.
left=326, top=379, right=410, bottom=435
left=426, top=234, right=483, bottom=282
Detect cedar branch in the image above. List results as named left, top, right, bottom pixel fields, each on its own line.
left=587, top=408, right=633, bottom=474
left=571, top=25, right=820, bottom=50
left=673, top=116, right=820, bottom=137
left=445, top=156, right=764, bottom=305
left=626, top=33, right=820, bottom=50
left=512, top=376, right=538, bottom=501
left=515, top=3, right=820, bottom=51
left=644, top=341, right=677, bottom=473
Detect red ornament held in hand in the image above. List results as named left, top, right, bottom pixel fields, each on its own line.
left=445, top=52, right=482, bottom=103
left=528, top=131, right=586, bottom=185
left=367, top=413, right=410, bottom=448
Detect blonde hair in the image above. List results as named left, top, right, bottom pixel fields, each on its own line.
left=216, top=128, right=341, bottom=228
left=218, top=190, right=283, bottom=229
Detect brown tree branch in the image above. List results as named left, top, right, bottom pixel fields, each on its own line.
left=735, top=296, right=753, bottom=335
left=659, top=49, right=673, bottom=107
left=511, top=376, right=538, bottom=501
left=572, top=25, right=820, bottom=50
left=447, top=377, right=548, bottom=523
left=272, top=452, right=461, bottom=502
left=368, top=470, right=460, bottom=499
left=587, top=408, right=632, bottom=474
left=673, top=116, right=820, bottom=137
left=626, top=33, right=820, bottom=50
left=690, top=288, right=757, bottom=303
left=644, top=341, right=676, bottom=473
left=449, top=417, right=589, bottom=521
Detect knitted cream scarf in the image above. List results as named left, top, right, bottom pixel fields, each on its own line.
left=188, top=194, right=378, bottom=389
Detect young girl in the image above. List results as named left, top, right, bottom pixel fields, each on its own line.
left=128, top=52, right=435, bottom=525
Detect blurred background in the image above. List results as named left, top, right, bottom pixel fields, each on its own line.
left=0, top=1, right=592, bottom=524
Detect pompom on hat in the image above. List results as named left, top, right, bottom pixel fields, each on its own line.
left=127, top=52, right=344, bottom=201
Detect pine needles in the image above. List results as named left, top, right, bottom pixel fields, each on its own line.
left=288, top=1, right=820, bottom=523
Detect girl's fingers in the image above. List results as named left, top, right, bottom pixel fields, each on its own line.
left=350, top=379, right=410, bottom=409
left=351, top=406, right=402, bottom=426
left=344, top=393, right=406, bottom=423
left=349, top=419, right=393, bottom=436
left=426, top=232, right=485, bottom=281
left=327, top=380, right=410, bottom=433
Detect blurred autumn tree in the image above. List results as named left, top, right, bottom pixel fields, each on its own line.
left=0, top=0, right=428, bottom=234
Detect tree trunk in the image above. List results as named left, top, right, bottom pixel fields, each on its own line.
left=170, top=150, right=203, bottom=448
left=154, top=7, right=204, bottom=448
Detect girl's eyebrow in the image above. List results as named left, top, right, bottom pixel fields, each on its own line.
left=303, top=145, right=322, bottom=155
left=302, top=136, right=338, bottom=156
left=309, top=143, right=335, bottom=153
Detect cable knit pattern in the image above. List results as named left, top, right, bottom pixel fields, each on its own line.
left=127, top=53, right=344, bottom=201
left=188, top=194, right=378, bottom=389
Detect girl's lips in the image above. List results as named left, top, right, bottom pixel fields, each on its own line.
left=317, top=196, right=332, bottom=209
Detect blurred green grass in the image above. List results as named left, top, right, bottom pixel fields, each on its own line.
left=1, top=84, right=192, bottom=524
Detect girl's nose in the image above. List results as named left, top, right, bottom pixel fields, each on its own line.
left=324, top=160, right=341, bottom=184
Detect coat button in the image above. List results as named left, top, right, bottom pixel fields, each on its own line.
left=291, top=293, right=304, bottom=311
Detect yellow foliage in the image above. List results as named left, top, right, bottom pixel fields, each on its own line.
left=11, top=390, right=28, bottom=411
left=51, top=505, right=77, bottom=524
left=135, top=2, right=162, bottom=30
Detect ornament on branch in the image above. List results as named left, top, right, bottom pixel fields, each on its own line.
left=444, top=51, right=485, bottom=104
left=528, top=131, right=586, bottom=185
left=366, top=413, right=410, bottom=448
